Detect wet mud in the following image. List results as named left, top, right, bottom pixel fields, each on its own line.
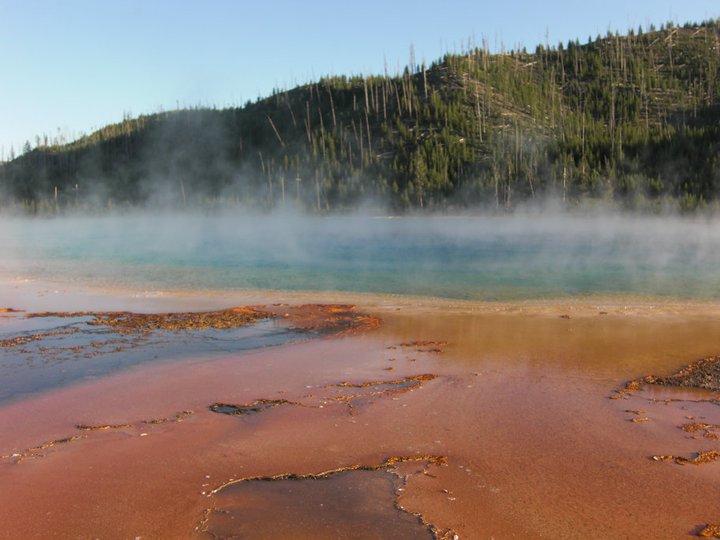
left=209, top=374, right=439, bottom=418
left=612, top=357, right=720, bottom=439
left=611, top=354, right=720, bottom=535
left=326, top=374, right=438, bottom=414
left=0, top=435, right=85, bottom=464
left=3, top=297, right=720, bottom=539
left=0, top=304, right=379, bottom=404
left=200, top=456, right=452, bottom=540
left=201, top=470, right=434, bottom=540
left=2, top=409, right=196, bottom=463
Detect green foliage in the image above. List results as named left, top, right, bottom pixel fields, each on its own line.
left=3, top=19, right=720, bottom=212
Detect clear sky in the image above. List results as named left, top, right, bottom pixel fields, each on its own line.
left=1, top=0, right=718, bottom=159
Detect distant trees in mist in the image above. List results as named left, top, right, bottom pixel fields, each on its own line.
left=3, top=19, right=720, bottom=214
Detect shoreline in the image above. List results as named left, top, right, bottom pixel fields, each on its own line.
left=4, top=273, right=720, bottom=316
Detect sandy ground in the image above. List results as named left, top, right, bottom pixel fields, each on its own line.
left=0, top=278, right=719, bottom=539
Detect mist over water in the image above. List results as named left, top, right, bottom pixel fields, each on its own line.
left=1, top=212, right=719, bottom=301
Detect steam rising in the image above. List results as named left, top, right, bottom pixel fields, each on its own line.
left=1, top=211, right=719, bottom=300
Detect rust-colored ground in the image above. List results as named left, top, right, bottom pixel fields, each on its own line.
left=0, top=289, right=719, bottom=539
left=20, top=303, right=379, bottom=335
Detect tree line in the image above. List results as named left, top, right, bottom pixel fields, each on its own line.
left=2, top=19, right=720, bottom=213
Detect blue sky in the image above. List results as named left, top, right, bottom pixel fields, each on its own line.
left=1, top=0, right=718, bottom=159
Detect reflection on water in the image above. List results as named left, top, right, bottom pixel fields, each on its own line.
left=0, top=314, right=301, bottom=404
left=3, top=214, right=720, bottom=300
left=379, top=309, right=720, bottom=378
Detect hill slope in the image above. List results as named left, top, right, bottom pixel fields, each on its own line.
left=2, top=19, right=720, bottom=213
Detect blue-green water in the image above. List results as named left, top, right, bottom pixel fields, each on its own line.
left=2, top=213, right=720, bottom=300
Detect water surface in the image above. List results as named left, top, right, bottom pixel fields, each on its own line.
left=0, top=313, right=303, bottom=404
left=2, top=213, right=719, bottom=300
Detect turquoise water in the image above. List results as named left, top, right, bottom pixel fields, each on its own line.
left=2, top=213, right=720, bottom=300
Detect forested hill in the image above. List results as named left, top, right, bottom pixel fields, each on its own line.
left=3, top=19, right=720, bottom=213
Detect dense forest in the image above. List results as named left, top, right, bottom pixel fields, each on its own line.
left=2, top=19, right=720, bottom=213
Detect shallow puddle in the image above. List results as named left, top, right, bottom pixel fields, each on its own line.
left=200, top=470, right=434, bottom=540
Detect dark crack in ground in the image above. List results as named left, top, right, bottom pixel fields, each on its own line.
left=317, top=373, right=437, bottom=416
left=143, top=410, right=194, bottom=424
left=209, top=400, right=297, bottom=416
left=209, top=374, right=438, bottom=419
left=76, top=422, right=134, bottom=431
left=328, top=374, right=437, bottom=413
left=388, top=341, right=448, bottom=354
left=0, top=435, right=85, bottom=464
left=76, top=410, right=195, bottom=431
left=206, top=455, right=448, bottom=493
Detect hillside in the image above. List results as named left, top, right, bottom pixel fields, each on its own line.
left=2, top=19, right=720, bottom=213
